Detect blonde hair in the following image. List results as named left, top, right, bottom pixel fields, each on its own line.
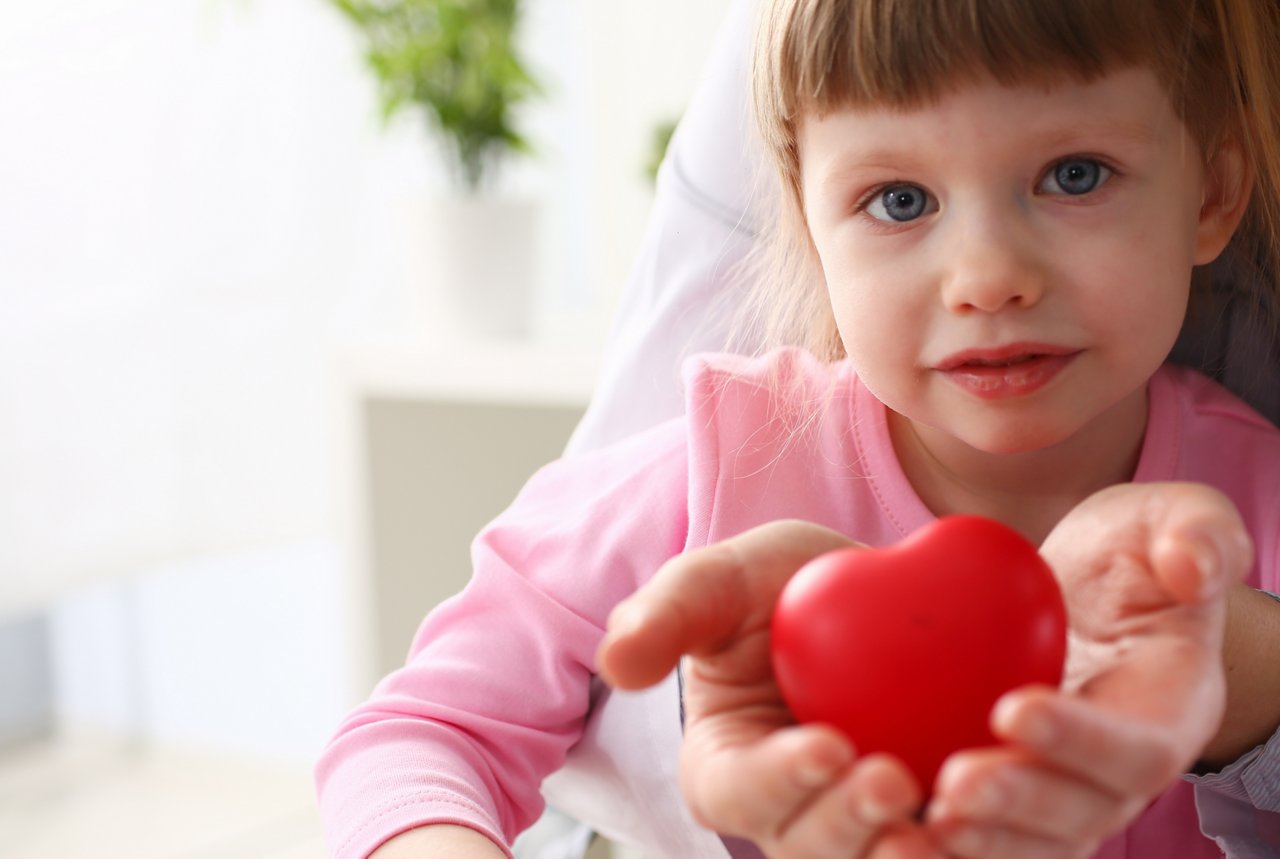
left=737, top=0, right=1280, bottom=363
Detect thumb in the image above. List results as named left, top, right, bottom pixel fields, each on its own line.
left=598, top=520, right=854, bottom=690
left=596, top=543, right=746, bottom=690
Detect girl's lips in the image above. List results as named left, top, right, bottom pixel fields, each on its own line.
left=936, top=346, right=1080, bottom=399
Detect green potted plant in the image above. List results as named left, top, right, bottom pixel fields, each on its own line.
left=331, top=0, right=541, bottom=191
left=330, top=0, right=545, bottom=336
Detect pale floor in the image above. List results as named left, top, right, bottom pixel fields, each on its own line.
left=0, top=736, right=633, bottom=859
left=0, top=737, right=326, bottom=858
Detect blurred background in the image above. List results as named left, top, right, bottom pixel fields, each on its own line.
left=0, top=0, right=733, bottom=855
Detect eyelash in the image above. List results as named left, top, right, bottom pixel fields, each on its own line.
left=1037, top=155, right=1119, bottom=198
left=853, top=183, right=932, bottom=231
left=851, top=155, right=1121, bottom=228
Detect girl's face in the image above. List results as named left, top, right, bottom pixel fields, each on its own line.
left=799, top=67, right=1242, bottom=461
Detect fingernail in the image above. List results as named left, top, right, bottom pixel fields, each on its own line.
left=796, top=757, right=839, bottom=788
left=606, top=603, right=644, bottom=636
left=1217, top=528, right=1254, bottom=582
left=990, top=693, right=1024, bottom=737
left=795, top=742, right=849, bottom=788
left=932, top=761, right=1005, bottom=819
left=855, top=792, right=895, bottom=825
left=935, top=757, right=965, bottom=794
left=1014, top=710, right=1057, bottom=748
left=1189, top=540, right=1223, bottom=599
left=924, top=797, right=953, bottom=824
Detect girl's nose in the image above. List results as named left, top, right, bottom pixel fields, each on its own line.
left=939, top=220, right=1046, bottom=314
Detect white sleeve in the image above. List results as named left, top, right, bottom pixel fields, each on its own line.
left=566, top=0, right=771, bottom=454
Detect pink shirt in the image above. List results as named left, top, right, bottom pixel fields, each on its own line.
left=317, top=349, right=1280, bottom=858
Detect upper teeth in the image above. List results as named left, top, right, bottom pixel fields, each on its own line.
left=973, top=355, right=1035, bottom=367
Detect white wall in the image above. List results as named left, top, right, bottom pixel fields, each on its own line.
left=575, top=1, right=741, bottom=305
left=2, top=0, right=734, bottom=764
left=50, top=540, right=348, bottom=761
left=0, top=0, right=370, bottom=611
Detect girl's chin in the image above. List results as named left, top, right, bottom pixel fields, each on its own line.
left=916, top=416, right=1078, bottom=458
left=970, top=435, right=1065, bottom=456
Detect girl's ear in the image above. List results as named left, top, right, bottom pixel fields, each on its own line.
left=1194, top=135, right=1253, bottom=264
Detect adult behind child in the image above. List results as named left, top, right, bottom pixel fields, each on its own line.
left=318, top=0, right=1280, bottom=856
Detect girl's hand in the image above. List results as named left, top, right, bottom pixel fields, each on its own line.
left=926, top=482, right=1253, bottom=859
left=598, top=520, right=943, bottom=859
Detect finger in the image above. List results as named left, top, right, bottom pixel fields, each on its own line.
left=1144, top=484, right=1254, bottom=603
left=769, top=754, right=924, bottom=859
left=928, top=748, right=1140, bottom=843
left=677, top=723, right=855, bottom=839
left=1044, top=482, right=1252, bottom=606
left=990, top=687, right=1195, bottom=798
left=932, top=821, right=1096, bottom=859
left=598, top=520, right=853, bottom=689
left=867, top=827, right=949, bottom=859
left=597, top=543, right=747, bottom=689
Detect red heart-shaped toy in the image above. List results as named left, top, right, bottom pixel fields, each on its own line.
left=771, top=515, right=1067, bottom=791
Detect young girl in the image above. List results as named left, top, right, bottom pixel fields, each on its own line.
left=316, top=1, right=1280, bottom=857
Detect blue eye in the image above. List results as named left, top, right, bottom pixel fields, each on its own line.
left=866, top=184, right=933, bottom=222
left=1041, top=158, right=1111, bottom=196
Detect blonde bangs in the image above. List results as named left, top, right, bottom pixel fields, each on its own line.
left=784, top=1, right=1171, bottom=110
left=755, top=0, right=1225, bottom=176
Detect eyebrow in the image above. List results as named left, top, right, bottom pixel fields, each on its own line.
left=815, top=119, right=1165, bottom=186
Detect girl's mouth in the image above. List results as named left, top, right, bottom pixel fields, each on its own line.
left=937, top=345, right=1079, bottom=398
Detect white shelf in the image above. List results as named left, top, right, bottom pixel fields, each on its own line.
left=334, top=332, right=605, bottom=408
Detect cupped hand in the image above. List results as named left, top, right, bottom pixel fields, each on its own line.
left=598, top=519, right=943, bottom=859
left=925, top=482, right=1253, bottom=859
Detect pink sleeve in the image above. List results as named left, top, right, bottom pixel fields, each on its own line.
left=314, top=420, right=692, bottom=859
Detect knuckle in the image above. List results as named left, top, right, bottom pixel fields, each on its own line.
left=1078, top=796, right=1145, bottom=841
left=764, top=833, right=824, bottom=859
left=1132, top=743, right=1183, bottom=794
left=806, top=807, right=860, bottom=849
left=690, top=787, right=765, bottom=838
left=681, top=786, right=730, bottom=832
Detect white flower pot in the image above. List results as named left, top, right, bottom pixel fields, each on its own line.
left=421, top=195, right=541, bottom=339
